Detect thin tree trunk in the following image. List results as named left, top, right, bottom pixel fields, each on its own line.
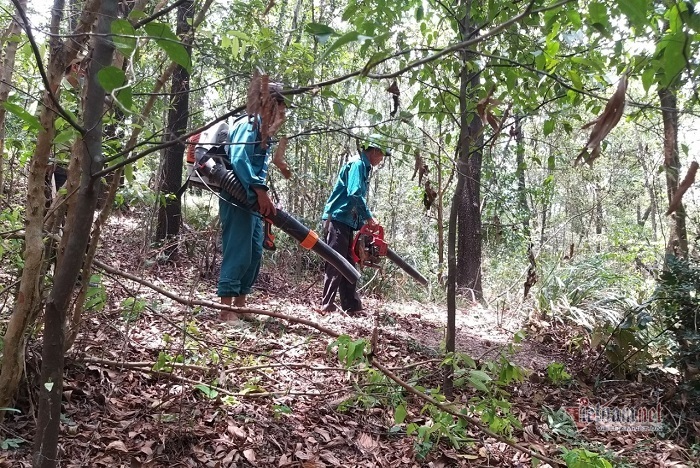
left=33, top=1, right=116, bottom=465
left=155, top=0, right=193, bottom=252
left=658, top=87, right=688, bottom=259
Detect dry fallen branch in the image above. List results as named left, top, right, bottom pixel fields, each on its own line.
left=575, top=75, right=627, bottom=166
left=666, top=161, right=698, bottom=215
left=369, top=358, right=563, bottom=466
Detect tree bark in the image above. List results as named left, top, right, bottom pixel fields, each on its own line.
left=33, top=1, right=116, bottom=466
left=658, top=87, right=688, bottom=259
left=155, top=0, right=194, bottom=252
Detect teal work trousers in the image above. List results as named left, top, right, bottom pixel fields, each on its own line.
left=218, top=196, right=263, bottom=298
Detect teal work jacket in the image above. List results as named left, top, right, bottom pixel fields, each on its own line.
left=322, top=151, right=373, bottom=230
left=227, top=116, right=269, bottom=207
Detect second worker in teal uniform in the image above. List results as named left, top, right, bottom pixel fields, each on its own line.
left=320, top=134, right=390, bottom=314
left=218, top=83, right=286, bottom=321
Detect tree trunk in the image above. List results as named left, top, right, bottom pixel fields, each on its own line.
left=445, top=0, right=481, bottom=397
left=455, top=82, right=484, bottom=300
left=0, top=0, right=99, bottom=421
left=155, top=0, right=194, bottom=253
left=33, top=1, right=116, bottom=465
left=0, top=0, right=27, bottom=198
left=658, top=87, right=688, bottom=259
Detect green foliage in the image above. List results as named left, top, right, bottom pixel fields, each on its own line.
left=542, top=406, right=578, bottom=440
left=194, top=383, right=219, bottom=399
left=327, top=335, right=368, bottom=367
left=561, top=447, right=613, bottom=468
left=0, top=437, right=25, bottom=450
left=84, top=275, right=107, bottom=312
left=650, top=256, right=700, bottom=388
left=120, top=296, right=146, bottom=321
left=546, top=362, right=572, bottom=385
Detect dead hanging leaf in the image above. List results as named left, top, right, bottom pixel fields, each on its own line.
left=423, top=180, right=437, bottom=210
left=412, top=150, right=428, bottom=185
left=246, top=69, right=262, bottom=120
left=575, top=75, right=628, bottom=166
left=666, top=161, right=698, bottom=215
left=387, top=80, right=400, bottom=117
left=273, top=137, right=292, bottom=179
left=476, top=86, right=502, bottom=132
left=523, top=243, right=537, bottom=299
left=268, top=101, right=286, bottom=136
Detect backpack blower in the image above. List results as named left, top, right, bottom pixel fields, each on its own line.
left=351, top=224, right=428, bottom=286
left=196, top=156, right=360, bottom=284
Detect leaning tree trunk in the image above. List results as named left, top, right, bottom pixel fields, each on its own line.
left=0, top=0, right=27, bottom=198
left=0, top=0, right=99, bottom=421
left=33, top=1, right=117, bottom=466
left=155, top=0, right=194, bottom=254
left=658, top=87, right=688, bottom=259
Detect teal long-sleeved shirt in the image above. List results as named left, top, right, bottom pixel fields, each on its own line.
left=227, top=116, right=269, bottom=207
left=322, top=151, right=373, bottom=230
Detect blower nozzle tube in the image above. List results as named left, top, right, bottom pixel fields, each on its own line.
left=199, top=160, right=360, bottom=284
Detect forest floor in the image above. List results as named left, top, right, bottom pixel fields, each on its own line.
left=1, top=213, right=697, bottom=467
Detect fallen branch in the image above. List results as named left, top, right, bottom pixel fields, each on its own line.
left=92, top=259, right=341, bottom=338
left=369, top=358, right=563, bottom=466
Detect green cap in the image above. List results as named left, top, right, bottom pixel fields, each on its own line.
left=365, top=133, right=392, bottom=156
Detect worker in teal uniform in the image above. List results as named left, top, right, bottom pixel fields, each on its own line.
left=320, top=134, right=390, bottom=315
left=218, top=83, right=286, bottom=321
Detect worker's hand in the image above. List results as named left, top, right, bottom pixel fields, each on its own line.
left=253, top=187, right=277, bottom=217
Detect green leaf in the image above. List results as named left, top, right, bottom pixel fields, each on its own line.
left=547, top=155, right=556, bottom=170
left=618, top=0, right=647, bottom=30
left=194, top=384, right=219, bottom=399
left=342, top=2, right=358, bottom=22
left=415, top=5, right=424, bottom=21
left=642, top=67, right=656, bottom=92
left=543, top=119, right=555, bottom=136
left=144, top=22, right=191, bottom=72
left=111, top=19, right=137, bottom=56
left=97, top=66, right=125, bottom=92
left=116, top=86, right=133, bottom=112
left=660, top=32, right=687, bottom=87
left=2, top=102, right=41, bottom=131
left=44, top=382, right=54, bottom=392
left=333, top=101, right=344, bottom=116
left=468, top=376, right=490, bottom=393
left=322, top=31, right=360, bottom=60
left=394, top=404, right=407, bottom=424
left=305, top=22, right=336, bottom=44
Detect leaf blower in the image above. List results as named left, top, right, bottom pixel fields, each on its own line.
left=351, top=224, right=428, bottom=286
left=196, top=156, right=360, bottom=284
